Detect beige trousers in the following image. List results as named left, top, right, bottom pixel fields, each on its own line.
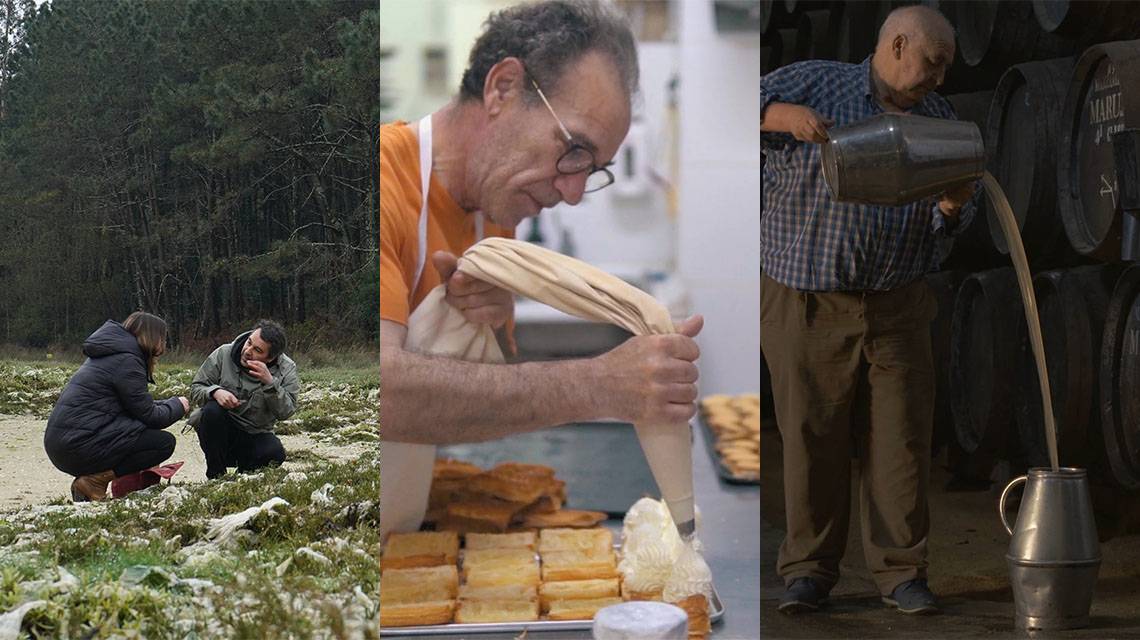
left=760, top=275, right=937, bottom=596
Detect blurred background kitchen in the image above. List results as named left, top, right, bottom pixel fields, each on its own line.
left=380, top=0, right=760, bottom=396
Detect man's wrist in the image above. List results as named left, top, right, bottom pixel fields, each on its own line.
left=938, top=203, right=961, bottom=232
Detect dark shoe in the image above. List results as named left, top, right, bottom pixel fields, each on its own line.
left=71, top=470, right=116, bottom=502
left=882, top=578, right=939, bottom=615
left=778, top=577, right=827, bottom=614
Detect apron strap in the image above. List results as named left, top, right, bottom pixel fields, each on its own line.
left=415, top=114, right=486, bottom=291
left=413, top=115, right=432, bottom=292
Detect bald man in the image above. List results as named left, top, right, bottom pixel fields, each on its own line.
left=760, top=5, right=979, bottom=615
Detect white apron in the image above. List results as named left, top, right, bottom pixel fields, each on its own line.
left=379, top=115, right=486, bottom=541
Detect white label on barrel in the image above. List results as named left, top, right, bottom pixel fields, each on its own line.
left=1078, top=59, right=1125, bottom=241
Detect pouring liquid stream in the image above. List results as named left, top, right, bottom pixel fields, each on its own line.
left=982, top=172, right=1059, bottom=471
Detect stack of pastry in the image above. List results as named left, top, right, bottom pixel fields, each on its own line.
left=379, top=531, right=461, bottom=627
left=426, top=459, right=607, bottom=532
left=380, top=527, right=628, bottom=627
left=538, top=528, right=623, bottom=620
left=701, top=393, right=762, bottom=480
left=618, top=498, right=714, bottom=639
left=455, top=531, right=541, bottom=623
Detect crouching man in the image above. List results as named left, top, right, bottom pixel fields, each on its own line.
left=189, top=320, right=300, bottom=479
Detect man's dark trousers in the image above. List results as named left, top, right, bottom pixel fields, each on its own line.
left=195, top=400, right=286, bottom=479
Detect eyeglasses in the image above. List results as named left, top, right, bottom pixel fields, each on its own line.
left=530, top=78, right=615, bottom=193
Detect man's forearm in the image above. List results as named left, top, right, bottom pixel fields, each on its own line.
left=380, top=347, right=603, bottom=444
left=760, top=102, right=794, bottom=132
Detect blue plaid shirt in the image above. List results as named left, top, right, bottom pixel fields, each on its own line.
left=761, top=57, right=978, bottom=292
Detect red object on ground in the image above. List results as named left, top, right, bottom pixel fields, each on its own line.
left=110, top=461, right=185, bottom=499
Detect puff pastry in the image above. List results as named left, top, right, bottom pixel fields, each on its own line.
left=545, top=596, right=624, bottom=621
left=378, top=600, right=456, bottom=627
left=454, top=599, right=540, bottom=623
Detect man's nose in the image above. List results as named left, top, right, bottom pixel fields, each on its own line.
left=554, top=172, right=588, bottom=206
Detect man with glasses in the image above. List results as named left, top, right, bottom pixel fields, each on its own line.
left=379, top=1, right=702, bottom=451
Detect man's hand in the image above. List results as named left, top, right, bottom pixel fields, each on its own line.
left=939, top=180, right=977, bottom=219
left=432, top=251, right=514, bottom=329
left=244, top=360, right=274, bottom=385
left=595, top=315, right=704, bottom=425
left=761, top=102, right=834, bottom=143
left=178, top=396, right=190, bottom=414
left=213, top=389, right=242, bottom=409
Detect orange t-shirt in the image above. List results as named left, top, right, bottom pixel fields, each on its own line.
left=379, top=121, right=515, bottom=326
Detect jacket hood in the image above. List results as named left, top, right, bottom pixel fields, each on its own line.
left=230, top=330, right=252, bottom=367
left=82, top=320, right=144, bottom=360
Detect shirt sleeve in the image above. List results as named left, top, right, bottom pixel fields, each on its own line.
left=761, top=62, right=817, bottom=150
left=379, top=202, right=413, bottom=326
left=930, top=193, right=979, bottom=238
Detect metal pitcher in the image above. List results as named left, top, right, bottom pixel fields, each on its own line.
left=820, top=112, right=984, bottom=205
left=999, top=467, right=1101, bottom=630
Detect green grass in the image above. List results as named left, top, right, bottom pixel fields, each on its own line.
left=0, top=360, right=379, bottom=639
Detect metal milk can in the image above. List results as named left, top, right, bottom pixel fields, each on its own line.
left=820, top=112, right=984, bottom=205
left=999, top=467, right=1101, bottom=630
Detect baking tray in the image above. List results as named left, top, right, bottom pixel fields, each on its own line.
left=698, top=413, right=760, bottom=486
left=436, top=421, right=660, bottom=517
left=379, top=583, right=724, bottom=636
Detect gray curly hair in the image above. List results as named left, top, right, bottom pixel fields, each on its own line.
left=459, top=0, right=639, bottom=103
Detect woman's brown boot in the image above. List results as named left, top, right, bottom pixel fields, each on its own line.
left=71, top=470, right=116, bottom=502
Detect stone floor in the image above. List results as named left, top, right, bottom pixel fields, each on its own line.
left=760, top=425, right=1140, bottom=639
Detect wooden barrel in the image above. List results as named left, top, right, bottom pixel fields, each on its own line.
left=927, top=269, right=966, bottom=457
left=1099, top=263, right=1140, bottom=489
left=1014, top=265, right=1120, bottom=469
left=827, top=0, right=879, bottom=64
left=985, top=57, right=1082, bottom=268
left=951, top=268, right=1022, bottom=468
left=953, top=0, right=1075, bottom=69
left=1033, top=0, right=1140, bottom=45
left=796, top=9, right=832, bottom=60
left=1058, top=40, right=1140, bottom=262
left=777, top=27, right=800, bottom=67
left=762, top=45, right=777, bottom=75
left=762, top=0, right=800, bottom=39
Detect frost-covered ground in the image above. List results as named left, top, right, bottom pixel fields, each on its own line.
left=0, top=361, right=379, bottom=639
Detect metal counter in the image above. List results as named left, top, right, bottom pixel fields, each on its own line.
left=408, top=424, right=762, bottom=640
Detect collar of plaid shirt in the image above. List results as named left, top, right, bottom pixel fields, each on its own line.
left=760, top=57, right=977, bottom=292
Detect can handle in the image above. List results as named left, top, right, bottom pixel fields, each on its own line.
left=999, top=475, right=1028, bottom=536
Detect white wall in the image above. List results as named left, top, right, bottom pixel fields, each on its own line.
left=532, top=42, right=678, bottom=274
left=380, top=0, right=680, bottom=274
left=380, top=0, right=514, bottom=121
left=677, top=0, right=762, bottom=395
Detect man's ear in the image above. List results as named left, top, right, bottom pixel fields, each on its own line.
left=893, top=34, right=906, bottom=59
left=483, top=57, right=527, bottom=117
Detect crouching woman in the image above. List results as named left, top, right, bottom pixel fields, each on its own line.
left=44, top=312, right=189, bottom=501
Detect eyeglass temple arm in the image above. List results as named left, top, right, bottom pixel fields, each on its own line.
left=530, top=78, right=574, bottom=143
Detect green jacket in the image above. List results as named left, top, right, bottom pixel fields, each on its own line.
left=188, top=331, right=300, bottom=434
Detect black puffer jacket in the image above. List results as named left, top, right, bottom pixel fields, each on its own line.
left=44, top=320, right=185, bottom=476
